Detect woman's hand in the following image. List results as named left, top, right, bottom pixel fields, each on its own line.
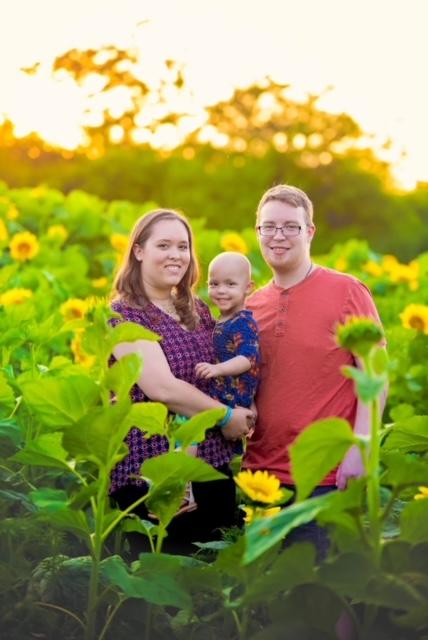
left=221, top=406, right=255, bottom=441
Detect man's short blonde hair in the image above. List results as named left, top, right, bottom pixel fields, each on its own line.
left=256, top=184, right=314, bottom=225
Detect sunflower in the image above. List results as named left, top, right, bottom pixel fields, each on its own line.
left=110, top=233, right=129, bottom=253
left=388, top=261, right=419, bottom=290
left=241, top=505, right=281, bottom=524
left=9, top=231, right=40, bottom=262
left=60, top=298, right=88, bottom=321
left=0, top=288, right=33, bottom=306
left=336, top=316, right=384, bottom=357
left=70, top=330, right=95, bottom=368
left=0, top=218, right=8, bottom=242
left=220, top=232, right=248, bottom=255
left=47, top=224, right=68, bottom=243
left=414, top=487, right=428, bottom=500
left=400, top=304, right=428, bottom=334
left=235, top=470, right=284, bottom=504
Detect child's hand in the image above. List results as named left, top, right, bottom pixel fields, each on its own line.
left=195, top=362, right=220, bottom=379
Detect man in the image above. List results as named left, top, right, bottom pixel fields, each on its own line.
left=244, top=185, right=384, bottom=542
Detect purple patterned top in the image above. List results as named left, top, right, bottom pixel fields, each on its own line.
left=109, top=298, right=235, bottom=492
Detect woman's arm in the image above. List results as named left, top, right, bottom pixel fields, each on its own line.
left=114, top=340, right=253, bottom=438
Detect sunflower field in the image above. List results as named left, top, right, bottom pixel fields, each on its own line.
left=1, top=182, right=428, bottom=640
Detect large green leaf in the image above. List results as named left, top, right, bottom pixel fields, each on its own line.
left=243, top=543, right=317, bottom=605
left=103, top=353, right=143, bottom=401
left=381, top=452, right=428, bottom=489
left=400, top=499, right=428, bottom=544
left=62, top=400, right=131, bottom=468
left=383, top=416, right=428, bottom=453
left=289, top=418, right=356, bottom=501
left=45, top=508, right=91, bottom=543
left=318, top=551, right=377, bottom=597
left=172, top=408, right=225, bottom=448
left=140, top=451, right=225, bottom=485
left=245, top=483, right=362, bottom=567
left=124, top=402, right=168, bottom=437
left=13, top=432, right=70, bottom=470
left=29, top=488, right=68, bottom=511
left=268, top=583, right=350, bottom=637
left=108, top=322, right=161, bottom=349
left=20, top=375, right=100, bottom=428
left=244, top=492, right=334, bottom=564
left=101, top=555, right=191, bottom=608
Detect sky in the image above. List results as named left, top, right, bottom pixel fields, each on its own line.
left=1, top=0, right=427, bottom=188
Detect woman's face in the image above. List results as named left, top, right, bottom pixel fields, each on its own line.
left=133, top=219, right=191, bottom=295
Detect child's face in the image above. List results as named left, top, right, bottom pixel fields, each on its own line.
left=208, top=261, right=252, bottom=318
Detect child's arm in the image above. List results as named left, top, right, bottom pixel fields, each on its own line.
left=195, top=355, right=251, bottom=379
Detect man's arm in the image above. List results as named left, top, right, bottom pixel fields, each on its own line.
left=336, top=355, right=388, bottom=490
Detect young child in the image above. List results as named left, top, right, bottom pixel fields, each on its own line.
left=174, top=252, right=260, bottom=517
left=195, top=251, right=260, bottom=450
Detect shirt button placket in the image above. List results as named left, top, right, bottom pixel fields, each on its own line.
left=275, top=290, right=288, bottom=336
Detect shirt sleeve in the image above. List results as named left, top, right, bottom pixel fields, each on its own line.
left=341, top=279, right=386, bottom=345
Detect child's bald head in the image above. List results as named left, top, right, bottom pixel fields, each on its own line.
left=208, top=252, right=252, bottom=282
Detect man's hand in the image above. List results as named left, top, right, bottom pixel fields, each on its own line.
left=336, top=445, right=365, bottom=490
left=195, top=362, right=221, bottom=379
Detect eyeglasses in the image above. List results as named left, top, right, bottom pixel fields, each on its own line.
left=257, top=223, right=304, bottom=237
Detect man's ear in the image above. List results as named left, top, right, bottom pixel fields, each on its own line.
left=307, top=224, right=316, bottom=243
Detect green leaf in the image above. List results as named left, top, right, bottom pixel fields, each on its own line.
left=104, top=353, right=143, bottom=401
left=146, top=481, right=186, bottom=528
left=318, top=552, right=377, bottom=597
left=0, top=372, right=15, bottom=417
left=381, top=452, right=428, bottom=489
left=140, top=451, right=226, bottom=485
left=268, top=583, right=350, bottom=636
left=124, top=402, right=168, bottom=437
left=341, top=365, right=386, bottom=403
left=244, top=492, right=334, bottom=564
left=108, top=322, right=161, bottom=349
left=69, top=481, right=100, bottom=510
left=30, top=488, right=68, bottom=511
left=0, top=419, right=21, bottom=446
left=172, top=408, right=225, bottom=448
left=389, top=403, right=415, bottom=422
left=383, top=416, right=428, bottom=453
left=62, top=401, right=131, bottom=469
left=13, top=432, right=70, bottom=469
left=20, top=375, right=100, bottom=428
left=400, top=499, right=428, bottom=544
left=289, top=418, right=356, bottom=501
left=45, top=508, right=91, bottom=543
left=121, top=517, right=159, bottom=538
left=101, top=555, right=191, bottom=608
left=244, top=543, right=317, bottom=605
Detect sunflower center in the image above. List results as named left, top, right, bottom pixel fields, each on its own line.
left=409, top=316, right=425, bottom=331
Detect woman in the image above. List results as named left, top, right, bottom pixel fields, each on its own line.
left=109, top=208, right=254, bottom=554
